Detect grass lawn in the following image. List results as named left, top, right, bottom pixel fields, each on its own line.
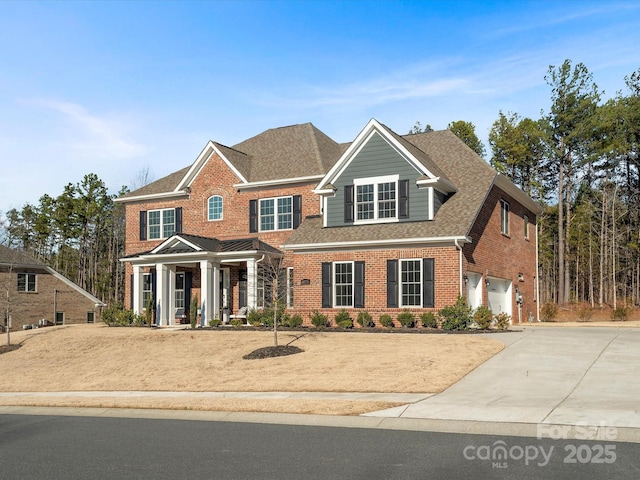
left=0, top=324, right=504, bottom=415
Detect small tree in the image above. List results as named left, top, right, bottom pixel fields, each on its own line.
left=189, top=295, right=199, bottom=329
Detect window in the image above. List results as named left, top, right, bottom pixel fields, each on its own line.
left=55, top=312, right=64, bottom=326
left=524, top=214, right=529, bottom=239
left=87, top=312, right=95, bottom=324
left=401, top=259, right=422, bottom=307
left=259, top=196, right=292, bottom=231
left=142, top=273, right=153, bottom=309
left=17, top=273, right=36, bottom=292
left=287, top=267, right=294, bottom=308
left=354, top=175, right=398, bottom=222
left=387, top=258, right=434, bottom=308
left=208, top=195, right=223, bottom=221
left=500, top=200, right=510, bottom=235
left=149, top=208, right=175, bottom=239
left=175, top=273, right=185, bottom=309
left=334, top=262, right=354, bottom=307
left=321, top=262, right=364, bottom=308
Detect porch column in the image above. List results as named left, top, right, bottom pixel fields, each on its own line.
left=247, top=257, right=257, bottom=310
left=212, top=263, right=220, bottom=325
left=167, top=265, right=176, bottom=326
left=155, top=263, right=169, bottom=326
left=200, top=260, right=214, bottom=326
left=132, top=265, right=143, bottom=315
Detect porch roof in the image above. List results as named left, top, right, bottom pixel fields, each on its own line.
left=121, top=233, right=282, bottom=261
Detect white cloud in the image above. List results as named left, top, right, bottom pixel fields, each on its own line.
left=22, top=98, right=150, bottom=159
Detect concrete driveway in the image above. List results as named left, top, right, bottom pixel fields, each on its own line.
left=367, top=326, right=640, bottom=430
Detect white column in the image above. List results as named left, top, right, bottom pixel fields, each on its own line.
left=212, top=263, right=220, bottom=325
left=155, top=264, right=169, bottom=326
left=132, top=265, right=143, bottom=315
left=168, top=265, right=176, bottom=326
left=247, top=258, right=257, bottom=310
left=200, top=260, right=213, bottom=326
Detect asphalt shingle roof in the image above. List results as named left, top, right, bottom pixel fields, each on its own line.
left=0, top=245, right=45, bottom=266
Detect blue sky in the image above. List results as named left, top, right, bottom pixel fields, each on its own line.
left=1, top=0, right=640, bottom=217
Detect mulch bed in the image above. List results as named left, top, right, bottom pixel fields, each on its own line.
left=0, top=344, right=21, bottom=355
left=243, top=345, right=304, bottom=360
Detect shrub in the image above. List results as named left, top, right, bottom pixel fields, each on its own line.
left=397, top=309, right=415, bottom=328
left=190, top=295, right=199, bottom=328
left=473, top=305, right=493, bottom=330
left=310, top=310, right=330, bottom=328
left=285, top=314, right=304, bottom=328
left=334, top=309, right=353, bottom=329
left=356, top=311, right=375, bottom=328
left=420, top=311, right=438, bottom=329
left=230, top=318, right=244, bottom=328
left=208, top=318, right=222, bottom=328
left=261, top=308, right=275, bottom=327
left=438, top=296, right=472, bottom=331
left=379, top=314, right=394, bottom=328
left=494, top=312, right=511, bottom=330
left=540, top=301, right=558, bottom=322
left=612, top=306, right=628, bottom=321
left=577, top=303, right=593, bottom=322
left=102, top=303, right=144, bottom=327
left=246, top=308, right=262, bottom=326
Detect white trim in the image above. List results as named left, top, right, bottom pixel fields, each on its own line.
left=333, top=260, right=355, bottom=308
left=416, top=176, right=457, bottom=194
left=353, top=174, right=399, bottom=224
left=234, top=175, right=323, bottom=190
left=44, top=267, right=106, bottom=306
left=284, top=236, right=471, bottom=251
left=178, top=141, right=249, bottom=190
left=428, top=187, right=434, bottom=220
left=207, top=194, right=224, bottom=222
left=150, top=235, right=203, bottom=254
left=114, top=191, right=188, bottom=203
left=258, top=196, right=293, bottom=232
left=147, top=208, right=177, bottom=240
left=399, top=258, right=423, bottom=308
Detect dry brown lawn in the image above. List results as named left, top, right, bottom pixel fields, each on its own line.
left=0, top=324, right=504, bottom=415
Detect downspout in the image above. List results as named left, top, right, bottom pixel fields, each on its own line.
left=454, top=239, right=463, bottom=296
left=536, top=220, right=540, bottom=322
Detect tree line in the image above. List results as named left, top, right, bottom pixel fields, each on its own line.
left=2, top=59, right=638, bottom=309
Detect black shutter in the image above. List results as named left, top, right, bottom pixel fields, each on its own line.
left=139, top=211, right=147, bottom=240
left=249, top=199, right=258, bottom=233
left=423, top=258, right=435, bottom=308
left=344, top=185, right=354, bottom=223
left=321, top=262, right=332, bottom=308
left=399, top=179, right=409, bottom=219
left=354, top=261, right=365, bottom=309
left=387, top=259, right=398, bottom=308
left=293, top=195, right=302, bottom=229
left=185, top=271, right=192, bottom=315
left=175, top=207, right=182, bottom=234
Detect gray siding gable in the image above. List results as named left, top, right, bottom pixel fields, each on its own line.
left=326, top=132, right=432, bottom=227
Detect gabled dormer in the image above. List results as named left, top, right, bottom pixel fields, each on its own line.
left=314, top=119, right=457, bottom=228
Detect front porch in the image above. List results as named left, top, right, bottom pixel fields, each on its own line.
left=123, top=234, right=282, bottom=326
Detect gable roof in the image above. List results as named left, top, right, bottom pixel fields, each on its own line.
left=118, top=123, right=343, bottom=202
left=284, top=126, right=541, bottom=250
left=0, top=245, right=106, bottom=306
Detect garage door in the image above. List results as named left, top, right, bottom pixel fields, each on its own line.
left=486, top=277, right=512, bottom=317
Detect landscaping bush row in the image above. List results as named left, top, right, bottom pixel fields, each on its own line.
left=104, top=296, right=511, bottom=331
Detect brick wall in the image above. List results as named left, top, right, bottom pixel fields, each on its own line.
left=464, top=185, right=538, bottom=321
left=0, top=268, right=101, bottom=331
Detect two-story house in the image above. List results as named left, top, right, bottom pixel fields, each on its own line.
left=117, top=119, right=541, bottom=326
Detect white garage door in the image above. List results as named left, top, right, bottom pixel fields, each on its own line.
left=486, top=277, right=512, bottom=317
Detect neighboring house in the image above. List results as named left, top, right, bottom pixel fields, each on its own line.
left=117, top=119, right=542, bottom=327
left=0, top=246, right=106, bottom=331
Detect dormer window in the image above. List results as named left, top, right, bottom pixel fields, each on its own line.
left=344, top=175, right=409, bottom=224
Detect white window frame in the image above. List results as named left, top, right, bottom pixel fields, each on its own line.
left=500, top=200, right=510, bottom=236
left=400, top=259, right=422, bottom=308
left=259, top=196, right=293, bottom=232
left=208, top=195, right=223, bottom=221
left=353, top=174, right=399, bottom=225
left=148, top=208, right=175, bottom=240
left=142, top=273, right=153, bottom=309
left=524, top=214, right=529, bottom=239
left=17, top=272, right=37, bottom=292
left=333, top=261, right=354, bottom=308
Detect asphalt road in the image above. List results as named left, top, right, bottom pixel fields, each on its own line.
left=1, top=414, right=639, bottom=479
